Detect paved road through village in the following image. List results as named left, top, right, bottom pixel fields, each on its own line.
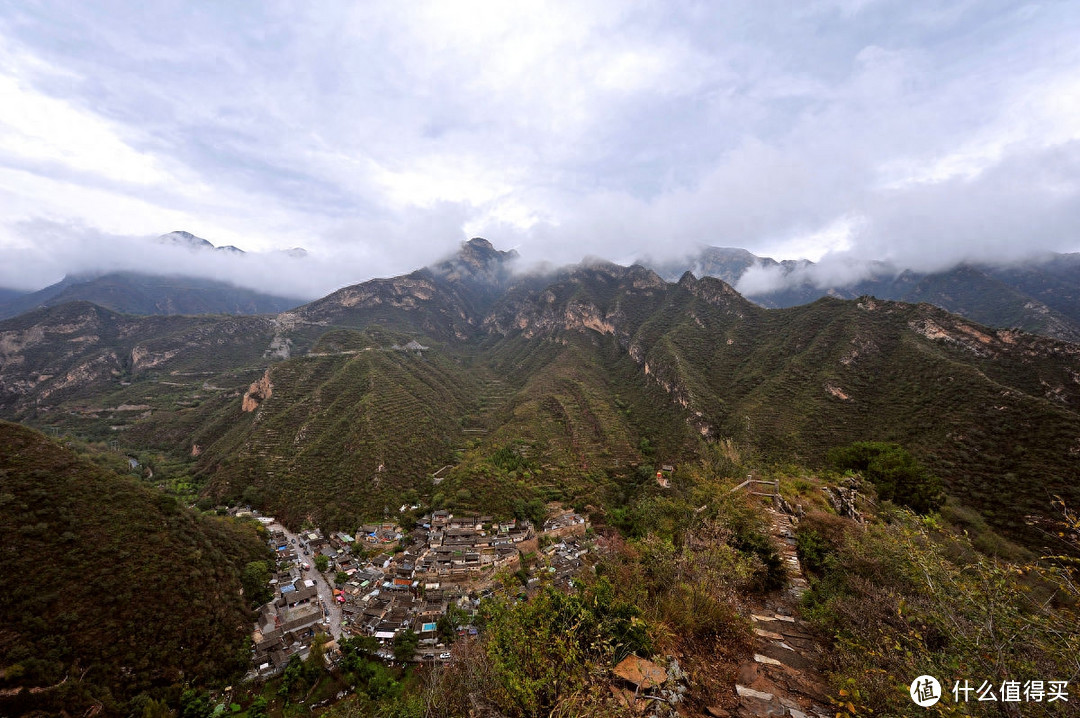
left=270, top=522, right=344, bottom=642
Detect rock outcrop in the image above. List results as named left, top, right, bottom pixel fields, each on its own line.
left=242, top=369, right=273, bottom=412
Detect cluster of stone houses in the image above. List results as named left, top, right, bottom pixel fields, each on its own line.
left=332, top=512, right=538, bottom=649
left=542, top=509, right=589, bottom=538
left=539, top=536, right=589, bottom=588
left=251, top=509, right=592, bottom=672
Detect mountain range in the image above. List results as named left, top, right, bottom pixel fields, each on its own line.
left=2, top=238, right=1078, bottom=549
left=5, top=233, right=1080, bottom=349
left=648, top=247, right=1080, bottom=343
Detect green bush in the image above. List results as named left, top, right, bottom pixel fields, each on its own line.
left=479, top=579, right=651, bottom=717
left=828, top=441, right=944, bottom=513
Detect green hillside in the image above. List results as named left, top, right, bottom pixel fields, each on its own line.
left=195, top=329, right=485, bottom=528
left=0, top=421, right=272, bottom=716
left=487, top=270, right=1080, bottom=546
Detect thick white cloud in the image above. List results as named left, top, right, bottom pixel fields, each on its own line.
left=0, top=0, right=1078, bottom=296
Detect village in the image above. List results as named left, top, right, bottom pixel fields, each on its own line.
left=243, top=506, right=591, bottom=677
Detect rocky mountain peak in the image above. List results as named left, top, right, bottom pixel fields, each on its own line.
left=426, top=238, right=520, bottom=292
left=158, top=230, right=215, bottom=250
left=466, top=237, right=495, bottom=251
left=157, top=231, right=248, bottom=255
left=455, top=237, right=519, bottom=269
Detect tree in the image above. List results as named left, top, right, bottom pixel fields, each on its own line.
left=339, top=636, right=402, bottom=699
left=278, top=654, right=307, bottom=702
left=241, top=560, right=273, bottom=608
left=478, top=580, right=651, bottom=716
left=340, top=635, right=380, bottom=662
left=335, top=570, right=348, bottom=586
left=392, top=628, right=419, bottom=663
left=247, top=696, right=268, bottom=718
left=134, top=696, right=171, bottom=718
left=241, top=484, right=264, bottom=507
left=314, top=553, right=330, bottom=572
left=512, top=497, right=547, bottom=528
left=305, top=632, right=329, bottom=682
left=437, top=603, right=469, bottom=644
left=179, top=689, right=212, bottom=718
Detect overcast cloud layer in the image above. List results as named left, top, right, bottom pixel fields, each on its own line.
left=1, top=1, right=1079, bottom=298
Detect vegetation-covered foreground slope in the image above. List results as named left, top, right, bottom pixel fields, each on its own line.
left=0, top=421, right=271, bottom=717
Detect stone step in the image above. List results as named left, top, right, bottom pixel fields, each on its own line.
left=736, top=685, right=774, bottom=701
left=757, top=644, right=813, bottom=672
left=777, top=630, right=816, bottom=647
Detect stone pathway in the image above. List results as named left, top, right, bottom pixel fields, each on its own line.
left=727, top=506, right=832, bottom=718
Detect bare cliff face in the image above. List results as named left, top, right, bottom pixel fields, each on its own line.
left=482, top=263, right=670, bottom=339
left=242, top=369, right=273, bottom=412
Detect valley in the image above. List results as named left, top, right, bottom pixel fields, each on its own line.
left=7, top=4, right=1080, bottom=715
left=2, top=239, right=1080, bottom=717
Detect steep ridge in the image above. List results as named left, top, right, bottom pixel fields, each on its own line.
left=294, top=238, right=518, bottom=341
left=487, top=269, right=1080, bottom=545
left=0, top=302, right=295, bottom=418
left=195, top=330, right=485, bottom=528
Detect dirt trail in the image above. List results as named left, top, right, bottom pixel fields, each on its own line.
left=729, top=506, right=833, bottom=718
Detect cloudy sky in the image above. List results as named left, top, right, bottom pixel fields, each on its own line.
left=1, top=0, right=1079, bottom=297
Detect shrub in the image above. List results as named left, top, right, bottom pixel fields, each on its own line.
left=478, top=579, right=651, bottom=716
left=802, top=509, right=1080, bottom=716
left=827, top=442, right=944, bottom=513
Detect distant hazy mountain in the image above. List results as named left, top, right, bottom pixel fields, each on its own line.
left=0, top=271, right=303, bottom=320
left=648, top=248, right=1080, bottom=343
left=0, top=287, right=25, bottom=304
left=157, top=230, right=308, bottom=259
